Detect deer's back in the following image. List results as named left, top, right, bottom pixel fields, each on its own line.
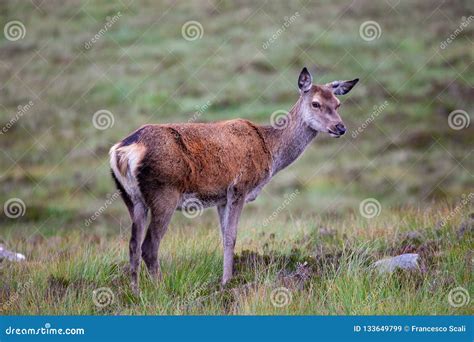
left=118, top=119, right=272, bottom=200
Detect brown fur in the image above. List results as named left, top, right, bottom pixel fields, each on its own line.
left=129, top=119, right=272, bottom=201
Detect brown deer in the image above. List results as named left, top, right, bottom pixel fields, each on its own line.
left=109, top=67, right=358, bottom=293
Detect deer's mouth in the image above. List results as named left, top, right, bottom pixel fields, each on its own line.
left=327, top=130, right=342, bottom=138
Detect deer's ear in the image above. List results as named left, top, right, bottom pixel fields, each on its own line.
left=298, top=67, right=312, bottom=92
left=327, top=78, right=359, bottom=95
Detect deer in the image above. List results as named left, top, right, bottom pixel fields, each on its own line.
left=109, top=67, right=358, bottom=294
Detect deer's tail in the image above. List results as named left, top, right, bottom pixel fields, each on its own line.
left=109, top=142, right=147, bottom=206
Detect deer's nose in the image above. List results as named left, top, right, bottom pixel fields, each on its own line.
left=335, top=123, right=346, bottom=135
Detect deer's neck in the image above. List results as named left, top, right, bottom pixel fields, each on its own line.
left=261, top=98, right=318, bottom=175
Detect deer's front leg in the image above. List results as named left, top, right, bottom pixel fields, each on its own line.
left=219, top=190, right=245, bottom=285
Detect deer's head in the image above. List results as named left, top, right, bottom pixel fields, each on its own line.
left=297, top=67, right=358, bottom=138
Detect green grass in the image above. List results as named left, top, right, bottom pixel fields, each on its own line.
left=1, top=205, right=472, bottom=314
left=0, top=0, right=473, bottom=315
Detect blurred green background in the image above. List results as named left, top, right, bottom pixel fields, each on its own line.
left=0, top=0, right=473, bottom=315
left=1, top=0, right=472, bottom=233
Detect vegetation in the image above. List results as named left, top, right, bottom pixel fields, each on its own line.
left=0, top=0, right=472, bottom=315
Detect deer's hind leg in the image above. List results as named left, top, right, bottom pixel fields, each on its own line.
left=141, top=186, right=180, bottom=280
left=112, top=171, right=148, bottom=295
left=129, top=200, right=148, bottom=295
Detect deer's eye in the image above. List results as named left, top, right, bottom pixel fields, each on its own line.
left=312, top=101, right=321, bottom=109
left=336, top=103, right=341, bottom=109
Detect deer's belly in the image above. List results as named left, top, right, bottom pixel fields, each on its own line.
left=176, top=192, right=226, bottom=212
left=245, top=177, right=271, bottom=202
left=176, top=175, right=270, bottom=214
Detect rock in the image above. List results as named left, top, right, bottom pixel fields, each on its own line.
left=0, top=244, right=26, bottom=262
left=373, top=253, right=419, bottom=274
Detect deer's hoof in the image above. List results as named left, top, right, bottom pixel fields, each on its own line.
left=131, top=283, right=140, bottom=296
left=148, top=270, right=163, bottom=282
left=221, top=276, right=232, bottom=288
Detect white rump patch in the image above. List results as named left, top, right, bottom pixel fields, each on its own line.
left=109, top=143, right=146, bottom=202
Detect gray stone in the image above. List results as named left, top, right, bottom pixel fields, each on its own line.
left=0, top=244, right=26, bottom=262
left=373, top=253, right=419, bottom=273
